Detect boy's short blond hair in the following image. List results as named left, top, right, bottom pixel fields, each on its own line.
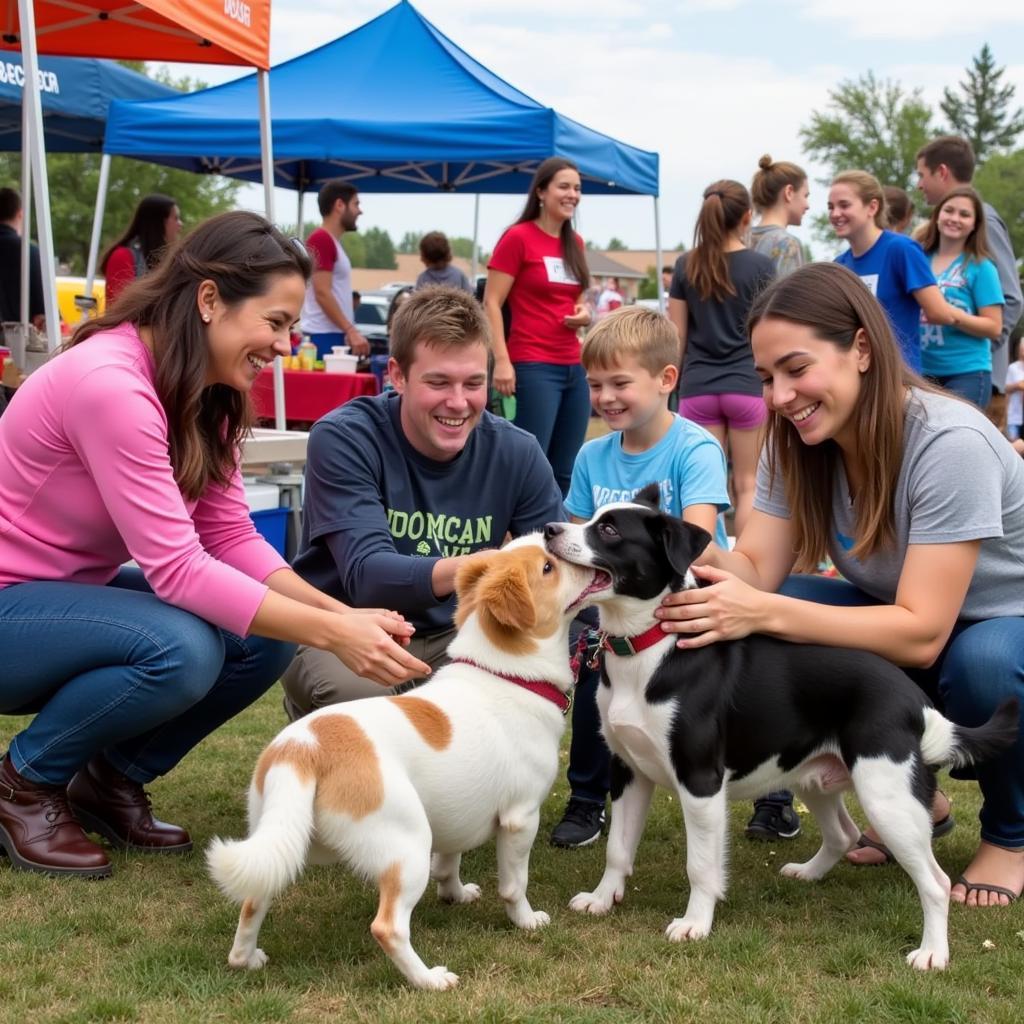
left=581, top=306, right=680, bottom=376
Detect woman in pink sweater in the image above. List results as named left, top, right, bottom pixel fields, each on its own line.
left=0, top=212, right=429, bottom=878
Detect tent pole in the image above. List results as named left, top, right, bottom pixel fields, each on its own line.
left=83, top=152, right=111, bottom=321
left=18, top=0, right=60, bottom=354
left=296, top=188, right=304, bottom=237
left=20, top=87, right=32, bottom=336
left=470, top=193, right=480, bottom=283
left=654, top=196, right=664, bottom=314
left=257, top=68, right=286, bottom=431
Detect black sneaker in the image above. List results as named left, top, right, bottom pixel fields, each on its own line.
left=550, top=798, right=606, bottom=848
left=745, top=800, right=801, bottom=841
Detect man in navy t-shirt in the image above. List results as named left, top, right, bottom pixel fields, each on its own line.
left=283, top=287, right=565, bottom=718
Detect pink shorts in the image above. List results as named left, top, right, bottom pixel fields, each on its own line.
left=679, top=393, right=767, bottom=431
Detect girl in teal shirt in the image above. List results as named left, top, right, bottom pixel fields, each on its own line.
left=919, top=186, right=1004, bottom=408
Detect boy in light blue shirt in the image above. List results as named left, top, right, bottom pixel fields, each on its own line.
left=550, top=307, right=731, bottom=848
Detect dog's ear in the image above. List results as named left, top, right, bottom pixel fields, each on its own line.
left=454, top=551, right=497, bottom=627
left=635, top=482, right=662, bottom=509
left=476, top=561, right=537, bottom=631
left=661, top=516, right=712, bottom=579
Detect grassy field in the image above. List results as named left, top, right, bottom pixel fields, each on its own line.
left=2, top=690, right=1022, bottom=1024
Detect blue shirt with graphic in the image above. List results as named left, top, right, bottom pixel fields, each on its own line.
left=920, top=254, right=1004, bottom=376
left=293, top=391, right=565, bottom=633
left=566, top=414, right=731, bottom=547
left=835, top=230, right=935, bottom=372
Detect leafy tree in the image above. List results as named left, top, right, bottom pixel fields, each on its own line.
left=360, top=227, right=397, bottom=269
left=941, top=44, right=1024, bottom=163
left=396, top=230, right=423, bottom=254
left=637, top=267, right=660, bottom=300
left=606, top=237, right=627, bottom=251
left=339, top=231, right=366, bottom=267
left=800, top=71, right=933, bottom=190
left=974, top=148, right=1024, bottom=258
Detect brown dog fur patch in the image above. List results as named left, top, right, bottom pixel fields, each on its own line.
left=388, top=696, right=452, bottom=750
left=371, top=861, right=403, bottom=953
left=253, top=714, right=384, bottom=820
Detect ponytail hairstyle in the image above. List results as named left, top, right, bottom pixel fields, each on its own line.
left=515, top=157, right=590, bottom=290
left=751, top=155, right=807, bottom=212
left=748, top=262, right=934, bottom=571
left=685, top=179, right=751, bottom=302
left=831, top=170, right=887, bottom=229
left=882, top=186, right=913, bottom=232
left=917, top=185, right=991, bottom=263
left=72, top=211, right=312, bottom=500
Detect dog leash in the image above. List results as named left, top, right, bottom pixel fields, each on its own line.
left=447, top=658, right=571, bottom=715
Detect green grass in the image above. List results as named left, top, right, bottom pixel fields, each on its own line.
left=2, top=692, right=1022, bottom=1024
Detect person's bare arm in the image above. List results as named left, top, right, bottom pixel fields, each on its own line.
left=668, top=297, right=688, bottom=368
left=483, top=269, right=516, bottom=395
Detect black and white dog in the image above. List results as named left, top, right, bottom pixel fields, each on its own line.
left=544, top=485, right=1018, bottom=971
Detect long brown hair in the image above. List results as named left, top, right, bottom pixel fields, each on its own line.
left=100, top=193, right=177, bottom=275
left=748, top=262, right=931, bottom=571
left=685, top=180, right=750, bottom=301
left=918, top=185, right=991, bottom=262
left=514, top=157, right=590, bottom=290
left=73, top=211, right=312, bottom=500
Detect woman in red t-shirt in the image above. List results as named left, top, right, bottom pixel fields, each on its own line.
left=484, top=158, right=592, bottom=495
left=101, top=194, right=182, bottom=307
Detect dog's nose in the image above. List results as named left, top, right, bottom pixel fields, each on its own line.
left=544, top=522, right=565, bottom=540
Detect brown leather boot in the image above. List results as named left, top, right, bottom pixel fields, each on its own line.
left=0, top=754, right=112, bottom=877
left=67, top=756, right=192, bottom=854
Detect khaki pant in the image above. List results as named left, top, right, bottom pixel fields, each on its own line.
left=280, top=626, right=457, bottom=721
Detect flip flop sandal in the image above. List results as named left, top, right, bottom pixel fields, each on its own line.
left=850, top=814, right=956, bottom=866
left=954, top=874, right=1019, bottom=903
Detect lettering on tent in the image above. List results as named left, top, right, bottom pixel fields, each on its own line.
left=0, top=63, right=60, bottom=94
left=223, top=0, right=252, bottom=28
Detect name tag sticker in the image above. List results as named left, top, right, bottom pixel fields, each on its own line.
left=543, top=256, right=578, bottom=286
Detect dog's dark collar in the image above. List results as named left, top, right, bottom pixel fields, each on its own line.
left=600, top=622, right=668, bottom=657
left=448, top=658, right=571, bottom=714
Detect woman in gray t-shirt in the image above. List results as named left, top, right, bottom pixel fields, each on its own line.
left=660, top=262, right=1024, bottom=910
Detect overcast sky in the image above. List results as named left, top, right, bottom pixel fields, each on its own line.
left=165, top=0, right=1024, bottom=260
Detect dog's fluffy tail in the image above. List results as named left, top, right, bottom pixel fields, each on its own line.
left=920, top=697, right=1019, bottom=769
left=206, top=766, right=316, bottom=905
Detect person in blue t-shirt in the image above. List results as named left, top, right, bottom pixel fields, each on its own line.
left=548, top=306, right=735, bottom=849
left=282, top=287, right=565, bottom=719
left=830, top=170, right=963, bottom=373
left=917, top=186, right=1004, bottom=408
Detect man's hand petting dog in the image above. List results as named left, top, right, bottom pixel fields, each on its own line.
left=657, top=563, right=770, bottom=647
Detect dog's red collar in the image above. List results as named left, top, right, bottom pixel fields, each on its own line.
left=448, top=658, right=571, bottom=714
left=600, top=622, right=668, bottom=657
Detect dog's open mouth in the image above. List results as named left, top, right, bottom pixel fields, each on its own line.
left=567, top=569, right=613, bottom=611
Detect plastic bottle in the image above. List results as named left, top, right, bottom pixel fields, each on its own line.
left=297, top=337, right=317, bottom=371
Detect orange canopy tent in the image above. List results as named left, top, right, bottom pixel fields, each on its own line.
left=4, top=0, right=286, bottom=423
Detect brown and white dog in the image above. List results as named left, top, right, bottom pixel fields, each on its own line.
left=207, top=535, right=607, bottom=990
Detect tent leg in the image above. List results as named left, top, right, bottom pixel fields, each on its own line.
left=20, top=87, right=32, bottom=335
left=18, top=0, right=60, bottom=354
left=83, top=153, right=111, bottom=321
left=257, top=68, right=286, bottom=431
left=470, top=193, right=480, bottom=283
left=654, top=196, right=664, bottom=314
left=297, top=188, right=304, bottom=236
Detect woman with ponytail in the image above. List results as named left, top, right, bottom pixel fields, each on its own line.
left=668, top=180, right=775, bottom=534
left=485, top=157, right=592, bottom=495
left=0, top=211, right=427, bottom=880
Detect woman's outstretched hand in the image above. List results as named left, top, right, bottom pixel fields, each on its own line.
left=656, top=564, right=768, bottom=648
left=328, top=611, right=430, bottom=686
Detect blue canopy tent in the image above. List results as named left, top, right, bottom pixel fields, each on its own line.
left=100, top=0, right=658, bottom=199
left=0, top=54, right=175, bottom=153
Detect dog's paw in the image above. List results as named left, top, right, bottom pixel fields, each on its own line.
left=228, top=947, right=268, bottom=970
left=438, top=881, right=482, bottom=904
left=780, top=861, right=821, bottom=882
left=906, top=947, right=949, bottom=971
left=665, top=917, right=711, bottom=942
left=514, top=909, right=550, bottom=931
left=413, top=966, right=460, bottom=991
left=569, top=890, right=615, bottom=915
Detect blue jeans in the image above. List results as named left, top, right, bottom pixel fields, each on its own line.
left=307, top=331, right=346, bottom=360
left=513, top=361, right=591, bottom=497
left=0, top=568, right=295, bottom=786
left=780, top=575, right=1024, bottom=849
left=929, top=370, right=992, bottom=410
